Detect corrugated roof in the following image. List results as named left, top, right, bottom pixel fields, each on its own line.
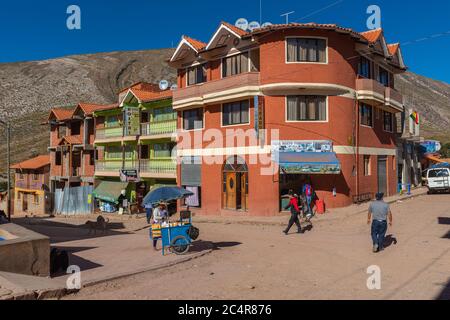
left=11, top=155, right=50, bottom=170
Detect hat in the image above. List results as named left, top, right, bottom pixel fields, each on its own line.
left=375, top=193, right=384, bottom=200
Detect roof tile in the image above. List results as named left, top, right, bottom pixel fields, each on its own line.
left=11, top=155, right=50, bottom=170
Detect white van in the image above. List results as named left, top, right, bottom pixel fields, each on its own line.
left=427, top=168, right=450, bottom=193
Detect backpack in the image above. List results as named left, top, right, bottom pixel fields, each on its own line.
left=305, top=184, right=312, bottom=197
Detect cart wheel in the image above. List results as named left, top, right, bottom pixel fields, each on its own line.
left=170, top=235, right=190, bottom=255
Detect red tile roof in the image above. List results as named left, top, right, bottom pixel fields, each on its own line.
left=58, top=136, right=83, bottom=145
left=49, top=107, right=75, bottom=121
left=360, top=29, right=383, bottom=43
left=183, top=36, right=207, bottom=51
left=119, top=82, right=161, bottom=94
left=11, top=155, right=50, bottom=170
left=387, top=43, right=400, bottom=55
left=77, top=103, right=118, bottom=116
left=130, top=88, right=173, bottom=103
left=221, top=21, right=249, bottom=37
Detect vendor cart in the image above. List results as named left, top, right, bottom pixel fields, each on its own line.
left=150, top=210, right=196, bottom=255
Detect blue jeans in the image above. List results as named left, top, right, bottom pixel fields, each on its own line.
left=371, top=220, right=388, bottom=250
left=146, top=208, right=152, bottom=224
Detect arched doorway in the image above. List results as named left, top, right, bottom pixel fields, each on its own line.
left=222, top=156, right=248, bottom=211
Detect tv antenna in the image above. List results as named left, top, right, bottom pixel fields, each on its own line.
left=281, top=11, right=295, bottom=24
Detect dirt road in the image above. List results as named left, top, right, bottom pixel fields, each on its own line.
left=65, top=194, right=450, bottom=300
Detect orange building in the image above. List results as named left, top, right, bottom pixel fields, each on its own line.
left=169, top=22, right=406, bottom=216
left=11, top=155, right=51, bottom=215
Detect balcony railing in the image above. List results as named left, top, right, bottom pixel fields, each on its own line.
left=356, top=78, right=403, bottom=108
left=95, top=160, right=123, bottom=172
left=95, top=126, right=123, bottom=140
left=173, top=72, right=261, bottom=104
left=140, top=119, right=177, bottom=137
left=385, top=87, right=403, bottom=105
left=139, top=158, right=176, bottom=175
left=16, top=180, right=43, bottom=190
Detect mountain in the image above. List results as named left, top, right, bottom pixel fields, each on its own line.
left=0, top=48, right=449, bottom=175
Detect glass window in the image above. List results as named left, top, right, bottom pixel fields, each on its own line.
left=105, top=146, right=122, bottom=159
left=153, top=143, right=174, bottom=158
left=106, top=115, right=120, bottom=128
left=183, top=108, right=204, bottom=130
left=287, top=38, right=327, bottom=63
left=222, top=52, right=249, bottom=77
left=222, top=100, right=250, bottom=126
left=358, top=56, right=372, bottom=78
left=287, top=96, right=327, bottom=121
left=124, top=145, right=137, bottom=160
left=71, top=121, right=81, bottom=135
left=360, top=103, right=373, bottom=127
left=364, top=156, right=371, bottom=176
left=383, top=111, right=393, bottom=132
left=428, top=169, right=449, bottom=178
left=378, top=67, right=390, bottom=86
left=153, top=106, right=176, bottom=122
left=55, top=151, right=62, bottom=166
left=187, top=64, right=207, bottom=86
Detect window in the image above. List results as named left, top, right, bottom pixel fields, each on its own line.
left=287, top=96, right=327, bottom=121
left=153, top=106, right=177, bottom=122
left=140, top=145, right=149, bottom=159
left=57, top=125, right=66, bottom=138
left=55, top=151, right=62, bottom=166
left=141, top=111, right=149, bottom=123
left=364, top=156, right=371, bottom=176
left=183, top=108, right=204, bottom=130
left=105, top=146, right=122, bottom=159
left=182, top=186, right=201, bottom=208
left=383, top=111, right=393, bottom=132
left=187, top=64, right=207, bottom=86
left=358, top=56, right=372, bottom=78
left=360, top=103, right=373, bottom=127
left=222, top=100, right=250, bottom=126
left=250, top=49, right=260, bottom=72
left=33, top=173, right=39, bottom=181
left=124, top=145, right=137, bottom=160
left=428, top=169, right=449, bottom=178
left=286, top=38, right=327, bottom=63
left=222, top=52, right=249, bottom=77
left=106, top=115, right=120, bottom=128
left=153, top=143, right=174, bottom=158
left=378, top=67, right=390, bottom=86
left=89, top=150, right=95, bottom=166
left=71, top=121, right=81, bottom=135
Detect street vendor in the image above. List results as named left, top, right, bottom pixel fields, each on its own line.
left=151, top=202, right=168, bottom=251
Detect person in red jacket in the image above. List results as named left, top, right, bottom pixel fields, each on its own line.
left=283, top=190, right=302, bottom=235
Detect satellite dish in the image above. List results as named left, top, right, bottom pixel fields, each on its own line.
left=261, top=22, right=273, bottom=28
left=159, top=80, right=169, bottom=91
left=170, top=84, right=178, bottom=91
left=235, top=18, right=249, bottom=31
left=248, top=21, right=261, bottom=31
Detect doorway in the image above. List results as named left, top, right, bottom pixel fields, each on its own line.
left=222, top=156, right=248, bottom=211
left=377, top=156, right=387, bottom=195
left=22, top=193, right=28, bottom=212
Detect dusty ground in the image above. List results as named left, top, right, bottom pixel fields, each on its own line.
left=62, top=194, right=450, bottom=300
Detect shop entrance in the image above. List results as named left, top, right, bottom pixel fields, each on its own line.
left=222, top=156, right=248, bottom=211
left=279, top=174, right=308, bottom=211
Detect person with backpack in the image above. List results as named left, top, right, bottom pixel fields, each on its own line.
left=283, top=190, right=302, bottom=235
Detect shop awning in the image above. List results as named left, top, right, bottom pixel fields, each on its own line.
left=279, top=152, right=341, bottom=175
left=93, top=181, right=130, bottom=204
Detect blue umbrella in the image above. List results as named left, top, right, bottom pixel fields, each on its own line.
left=143, top=186, right=194, bottom=206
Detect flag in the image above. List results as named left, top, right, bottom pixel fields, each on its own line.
left=410, top=111, right=420, bottom=125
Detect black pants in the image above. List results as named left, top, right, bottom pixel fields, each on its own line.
left=285, top=212, right=301, bottom=233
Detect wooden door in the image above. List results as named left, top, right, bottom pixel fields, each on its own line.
left=22, top=193, right=28, bottom=212
left=225, top=173, right=236, bottom=210
left=240, top=173, right=248, bottom=211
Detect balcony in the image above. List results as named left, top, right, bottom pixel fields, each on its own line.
left=140, top=119, right=177, bottom=139
left=139, top=158, right=176, bottom=179
left=16, top=180, right=43, bottom=191
left=173, top=72, right=261, bottom=109
left=95, top=160, right=122, bottom=177
left=356, top=78, right=403, bottom=112
left=95, top=126, right=123, bottom=143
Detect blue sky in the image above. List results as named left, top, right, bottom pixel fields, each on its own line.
left=0, top=0, right=449, bottom=83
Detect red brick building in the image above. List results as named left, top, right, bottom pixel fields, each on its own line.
left=47, top=103, right=114, bottom=191
left=170, top=22, right=406, bottom=216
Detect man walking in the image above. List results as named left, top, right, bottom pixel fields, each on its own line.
left=368, top=193, right=393, bottom=253
left=283, top=190, right=302, bottom=235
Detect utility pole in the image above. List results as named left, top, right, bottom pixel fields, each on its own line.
left=0, top=120, right=11, bottom=222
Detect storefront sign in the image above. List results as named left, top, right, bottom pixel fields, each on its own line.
left=272, top=140, right=333, bottom=161
left=124, top=107, right=140, bottom=136
left=419, top=140, right=441, bottom=154
left=120, top=169, right=140, bottom=183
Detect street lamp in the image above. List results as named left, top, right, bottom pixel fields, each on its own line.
left=0, top=120, right=11, bottom=222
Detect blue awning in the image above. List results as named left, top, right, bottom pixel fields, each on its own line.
left=278, top=152, right=341, bottom=174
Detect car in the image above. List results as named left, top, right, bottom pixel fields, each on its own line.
left=427, top=168, right=450, bottom=194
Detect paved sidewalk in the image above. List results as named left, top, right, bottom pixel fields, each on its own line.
left=192, top=187, right=428, bottom=227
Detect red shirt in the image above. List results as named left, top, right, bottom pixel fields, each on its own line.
left=289, top=197, right=300, bottom=212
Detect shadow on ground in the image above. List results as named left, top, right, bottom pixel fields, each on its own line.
left=436, top=279, right=450, bottom=300
left=13, top=217, right=130, bottom=244
left=50, top=246, right=104, bottom=278
left=190, top=240, right=242, bottom=253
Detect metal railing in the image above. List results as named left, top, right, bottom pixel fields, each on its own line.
left=95, top=126, right=123, bottom=140
left=140, top=119, right=177, bottom=136
left=95, top=160, right=123, bottom=172
left=139, top=158, right=176, bottom=175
